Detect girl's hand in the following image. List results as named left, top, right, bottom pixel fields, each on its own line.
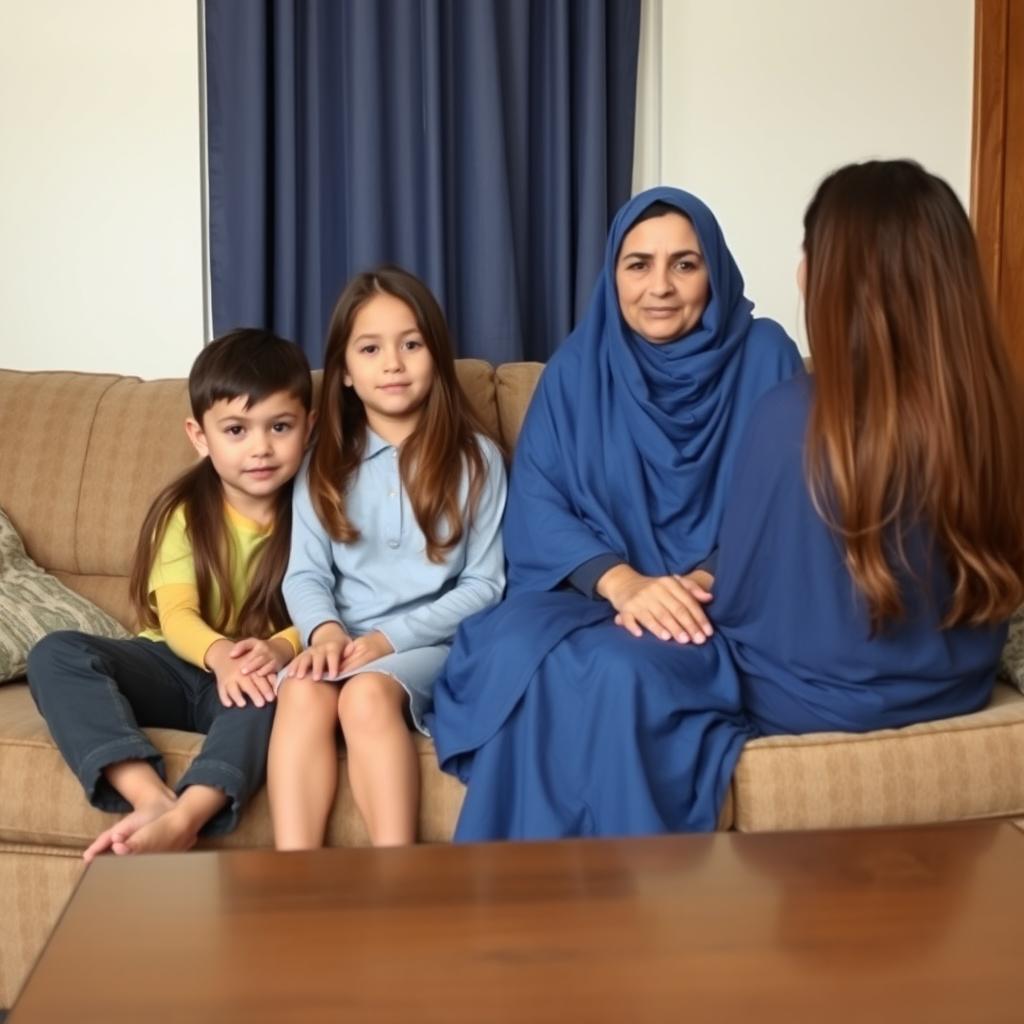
left=205, top=641, right=277, bottom=709
left=284, top=622, right=351, bottom=682
left=233, top=636, right=293, bottom=677
left=284, top=643, right=345, bottom=681
left=339, top=631, right=394, bottom=674
left=599, top=565, right=714, bottom=644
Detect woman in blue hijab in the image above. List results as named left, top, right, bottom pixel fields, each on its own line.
left=428, top=187, right=804, bottom=839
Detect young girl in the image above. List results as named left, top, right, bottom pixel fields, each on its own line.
left=27, top=330, right=313, bottom=858
left=269, top=266, right=507, bottom=849
left=710, top=159, right=1024, bottom=737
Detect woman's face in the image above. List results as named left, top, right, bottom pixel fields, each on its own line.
left=615, top=211, right=710, bottom=343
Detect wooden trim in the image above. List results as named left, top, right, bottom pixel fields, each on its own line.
left=970, top=0, right=1009, bottom=301
left=1000, top=0, right=1024, bottom=370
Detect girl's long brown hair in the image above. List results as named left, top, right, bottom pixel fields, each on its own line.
left=803, top=159, right=1024, bottom=631
left=308, top=266, right=495, bottom=562
left=129, top=329, right=313, bottom=637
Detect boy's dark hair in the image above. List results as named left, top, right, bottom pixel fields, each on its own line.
left=130, top=329, right=312, bottom=638
left=188, top=328, right=313, bottom=421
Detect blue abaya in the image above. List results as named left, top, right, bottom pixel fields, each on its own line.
left=713, top=375, right=1005, bottom=736
left=427, top=187, right=805, bottom=840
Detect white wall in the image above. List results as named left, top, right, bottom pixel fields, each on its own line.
left=0, top=0, right=204, bottom=378
left=635, top=0, right=975, bottom=351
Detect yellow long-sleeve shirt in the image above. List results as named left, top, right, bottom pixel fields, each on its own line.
left=138, top=503, right=299, bottom=668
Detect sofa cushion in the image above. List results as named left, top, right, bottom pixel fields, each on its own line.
left=0, top=509, right=129, bottom=682
left=0, top=370, right=122, bottom=574
left=75, top=377, right=194, bottom=580
left=8, top=676, right=1020, bottom=846
left=0, top=683, right=465, bottom=850
left=495, top=362, right=544, bottom=447
left=731, top=683, right=1024, bottom=831
left=455, top=359, right=501, bottom=442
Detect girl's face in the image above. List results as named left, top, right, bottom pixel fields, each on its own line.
left=343, top=292, right=435, bottom=444
left=615, top=212, right=710, bottom=343
left=186, top=389, right=312, bottom=522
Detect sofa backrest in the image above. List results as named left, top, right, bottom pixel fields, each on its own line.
left=0, top=359, right=544, bottom=628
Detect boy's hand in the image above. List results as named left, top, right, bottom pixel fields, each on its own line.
left=284, top=621, right=351, bottom=682
left=339, top=631, right=394, bottom=674
left=215, top=668, right=277, bottom=709
left=205, top=639, right=276, bottom=708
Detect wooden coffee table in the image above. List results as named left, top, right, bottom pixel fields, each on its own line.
left=11, top=823, right=1023, bottom=1022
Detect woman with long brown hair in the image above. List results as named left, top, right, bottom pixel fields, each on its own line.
left=711, top=159, right=1024, bottom=736
left=268, top=266, right=507, bottom=849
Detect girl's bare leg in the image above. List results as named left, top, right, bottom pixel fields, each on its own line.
left=337, top=673, right=419, bottom=846
left=268, top=678, right=341, bottom=850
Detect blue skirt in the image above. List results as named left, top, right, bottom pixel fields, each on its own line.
left=278, top=644, right=449, bottom=736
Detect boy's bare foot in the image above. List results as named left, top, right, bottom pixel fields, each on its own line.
left=112, top=805, right=201, bottom=855
left=83, top=794, right=177, bottom=863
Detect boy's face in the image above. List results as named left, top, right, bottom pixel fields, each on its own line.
left=185, top=390, right=313, bottom=518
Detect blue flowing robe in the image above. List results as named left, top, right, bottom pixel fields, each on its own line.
left=427, top=187, right=805, bottom=839
left=713, top=375, right=1005, bottom=736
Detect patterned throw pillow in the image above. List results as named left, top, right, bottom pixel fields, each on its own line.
left=999, top=606, right=1024, bottom=695
left=0, top=507, right=130, bottom=682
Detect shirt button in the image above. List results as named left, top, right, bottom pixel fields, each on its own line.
left=388, top=540, right=399, bottom=549
left=389, top=491, right=396, bottom=498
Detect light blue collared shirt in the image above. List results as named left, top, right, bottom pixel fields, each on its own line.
left=283, top=431, right=507, bottom=653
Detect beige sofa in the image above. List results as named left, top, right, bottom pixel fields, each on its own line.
left=2, top=362, right=1023, bottom=1008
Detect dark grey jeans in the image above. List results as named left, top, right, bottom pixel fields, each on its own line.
left=26, top=631, right=275, bottom=836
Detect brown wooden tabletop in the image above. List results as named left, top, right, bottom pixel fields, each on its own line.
left=11, top=823, right=1024, bottom=1023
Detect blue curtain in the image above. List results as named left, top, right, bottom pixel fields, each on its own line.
left=205, top=0, right=641, bottom=366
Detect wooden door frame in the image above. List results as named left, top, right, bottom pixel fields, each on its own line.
left=970, top=0, right=1008, bottom=296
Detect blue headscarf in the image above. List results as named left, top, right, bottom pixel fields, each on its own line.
left=504, top=186, right=804, bottom=591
